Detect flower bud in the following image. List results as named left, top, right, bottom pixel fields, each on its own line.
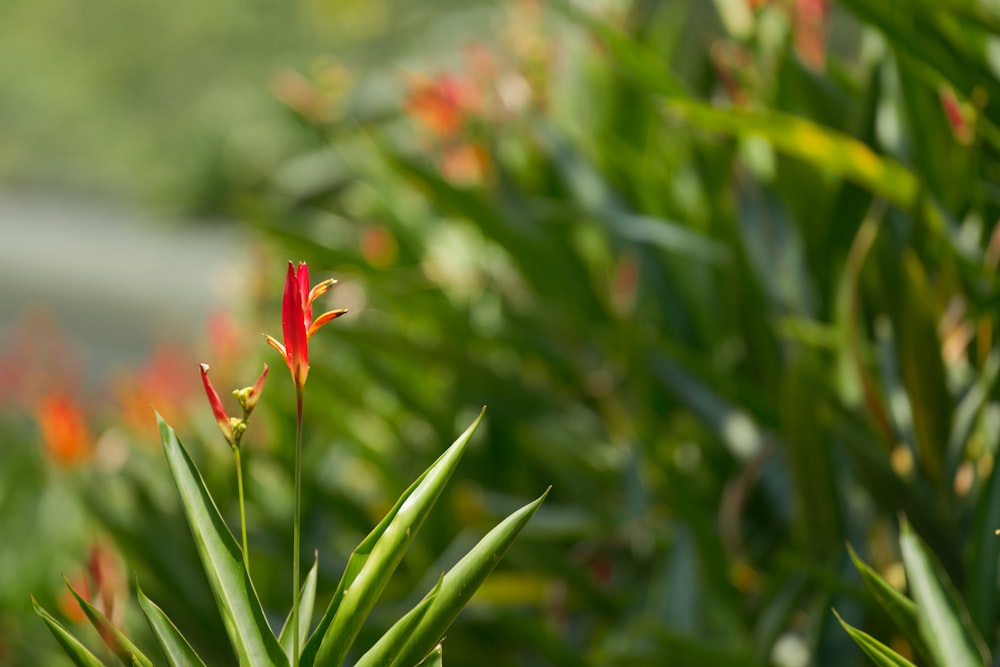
left=235, top=364, right=269, bottom=416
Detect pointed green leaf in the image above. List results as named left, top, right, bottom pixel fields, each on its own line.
left=846, top=544, right=930, bottom=663
left=157, top=414, right=287, bottom=667
left=64, top=578, right=153, bottom=667
left=137, top=586, right=207, bottom=667
left=32, top=596, right=106, bottom=667
left=899, top=521, right=988, bottom=667
left=302, top=410, right=485, bottom=667
left=279, top=556, right=319, bottom=664
left=833, top=609, right=916, bottom=667
left=415, top=644, right=443, bottom=667
left=377, top=489, right=548, bottom=667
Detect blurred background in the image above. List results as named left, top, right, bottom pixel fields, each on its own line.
left=4, top=0, right=1000, bottom=665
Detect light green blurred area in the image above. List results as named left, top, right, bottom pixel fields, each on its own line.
left=0, top=0, right=495, bottom=202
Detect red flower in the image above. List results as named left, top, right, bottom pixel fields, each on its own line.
left=265, top=261, right=347, bottom=390
left=35, top=394, right=90, bottom=466
left=200, top=363, right=268, bottom=448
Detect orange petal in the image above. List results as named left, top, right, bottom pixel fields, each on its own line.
left=307, top=309, right=348, bottom=338
left=308, top=278, right=337, bottom=306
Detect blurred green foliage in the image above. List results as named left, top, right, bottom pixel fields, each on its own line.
left=6, top=0, right=1000, bottom=665
left=0, top=0, right=486, bottom=202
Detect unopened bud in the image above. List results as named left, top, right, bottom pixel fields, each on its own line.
left=236, top=364, right=269, bottom=416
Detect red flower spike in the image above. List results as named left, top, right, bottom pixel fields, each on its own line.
left=200, top=364, right=235, bottom=446
left=265, top=261, right=347, bottom=390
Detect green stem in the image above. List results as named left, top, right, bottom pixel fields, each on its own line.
left=233, top=445, right=250, bottom=572
left=292, top=386, right=303, bottom=667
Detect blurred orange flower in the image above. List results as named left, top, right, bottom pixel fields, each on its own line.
left=35, top=394, right=91, bottom=466
left=406, top=73, right=479, bottom=138
left=794, top=0, right=829, bottom=70
left=440, top=143, right=489, bottom=187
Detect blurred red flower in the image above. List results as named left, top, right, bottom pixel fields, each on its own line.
left=35, top=394, right=91, bottom=467
left=406, top=73, right=479, bottom=138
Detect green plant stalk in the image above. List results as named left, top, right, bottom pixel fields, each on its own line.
left=233, top=444, right=249, bottom=572
left=293, top=385, right=303, bottom=667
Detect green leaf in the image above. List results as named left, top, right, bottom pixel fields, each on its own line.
left=782, top=356, right=841, bottom=556
left=137, top=586, right=207, bottom=667
left=64, top=577, right=154, bottom=667
left=279, top=555, right=319, bottom=665
left=833, top=609, right=916, bottom=667
left=301, top=409, right=485, bottom=667
left=364, top=489, right=549, bottom=667
left=32, top=596, right=106, bottom=667
left=541, top=129, right=729, bottom=264
left=899, top=521, right=988, bottom=667
left=968, top=383, right=1000, bottom=633
left=157, top=414, right=288, bottom=667
left=846, top=544, right=930, bottom=664
left=353, top=577, right=443, bottom=667
left=896, top=253, right=952, bottom=487
left=555, top=0, right=687, bottom=97
left=661, top=98, right=921, bottom=213
left=416, top=644, right=443, bottom=667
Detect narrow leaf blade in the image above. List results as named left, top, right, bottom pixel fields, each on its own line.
left=279, top=556, right=319, bottom=664
left=353, top=577, right=443, bottom=667
left=32, top=596, right=106, bottom=667
left=303, top=409, right=485, bottom=667
left=846, top=543, right=930, bottom=663
left=833, top=609, right=916, bottom=667
left=899, top=521, right=987, bottom=667
left=64, top=578, right=154, bottom=667
left=137, top=586, right=207, bottom=667
left=157, top=414, right=287, bottom=667
left=382, top=489, right=548, bottom=667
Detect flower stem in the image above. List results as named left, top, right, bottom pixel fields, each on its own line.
left=233, top=445, right=250, bottom=572
left=292, top=386, right=303, bottom=667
